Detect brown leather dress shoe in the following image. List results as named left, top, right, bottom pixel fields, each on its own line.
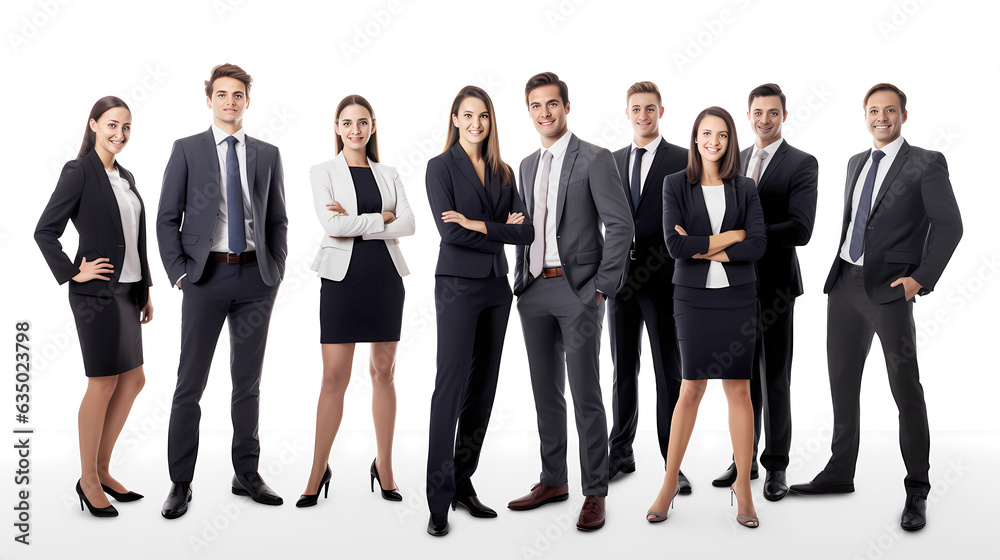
left=507, top=482, right=570, bottom=511
left=577, top=495, right=605, bottom=531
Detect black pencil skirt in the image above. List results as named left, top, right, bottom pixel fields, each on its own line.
left=320, top=239, right=404, bottom=344
left=69, top=282, right=143, bottom=377
left=673, top=283, right=757, bottom=380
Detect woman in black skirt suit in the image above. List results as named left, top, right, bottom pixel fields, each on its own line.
left=297, top=95, right=415, bottom=508
left=646, top=107, right=766, bottom=528
left=424, top=86, right=534, bottom=537
left=35, top=97, right=153, bottom=517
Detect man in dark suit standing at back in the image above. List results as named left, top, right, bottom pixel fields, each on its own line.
left=156, top=63, right=288, bottom=518
left=606, top=81, right=691, bottom=494
left=790, top=84, right=962, bottom=533
left=712, top=84, right=818, bottom=502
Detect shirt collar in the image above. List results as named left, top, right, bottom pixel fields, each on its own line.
left=541, top=130, right=573, bottom=160
left=872, top=135, right=904, bottom=159
left=751, top=137, right=784, bottom=160
left=632, top=135, right=663, bottom=157
left=212, top=124, right=246, bottom=146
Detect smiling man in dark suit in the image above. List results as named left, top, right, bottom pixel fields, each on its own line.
left=790, top=83, right=962, bottom=532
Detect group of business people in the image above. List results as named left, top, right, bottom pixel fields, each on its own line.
left=35, top=63, right=962, bottom=537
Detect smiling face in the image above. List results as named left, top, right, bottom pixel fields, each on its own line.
left=696, top=114, right=729, bottom=164
left=335, top=103, right=375, bottom=154
left=627, top=92, right=663, bottom=143
left=748, top=95, right=786, bottom=147
left=451, top=96, right=491, bottom=147
left=865, top=89, right=907, bottom=148
left=527, top=84, right=569, bottom=145
left=89, top=106, right=131, bottom=158
left=206, top=76, right=249, bottom=129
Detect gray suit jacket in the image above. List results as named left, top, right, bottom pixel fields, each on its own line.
left=513, top=133, right=633, bottom=304
left=156, top=127, right=288, bottom=287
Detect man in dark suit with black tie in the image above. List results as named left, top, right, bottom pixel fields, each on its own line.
left=790, top=84, right=962, bottom=532
left=156, top=63, right=288, bottom=518
left=507, top=72, right=633, bottom=532
left=606, top=82, right=690, bottom=493
left=712, top=84, right=818, bottom=501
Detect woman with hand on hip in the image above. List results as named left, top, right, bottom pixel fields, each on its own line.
left=35, top=96, right=153, bottom=517
left=646, top=106, right=766, bottom=528
left=297, top=95, right=415, bottom=508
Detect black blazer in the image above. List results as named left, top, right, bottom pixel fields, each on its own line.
left=35, top=149, right=152, bottom=307
left=823, top=140, right=962, bottom=303
left=426, top=144, right=534, bottom=278
left=612, top=138, right=688, bottom=292
left=662, top=172, right=766, bottom=288
left=739, top=141, right=818, bottom=298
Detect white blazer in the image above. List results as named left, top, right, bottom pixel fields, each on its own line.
left=309, top=153, right=415, bottom=281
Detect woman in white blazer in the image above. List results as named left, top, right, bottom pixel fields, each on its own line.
left=297, top=95, right=415, bottom=508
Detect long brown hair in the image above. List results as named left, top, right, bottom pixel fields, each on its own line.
left=685, top=106, right=740, bottom=184
left=334, top=95, right=379, bottom=162
left=77, top=96, right=130, bottom=159
left=444, top=86, right=512, bottom=187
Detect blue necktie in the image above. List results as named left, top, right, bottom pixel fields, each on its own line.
left=630, top=147, right=645, bottom=212
left=225, top=135, right=246, bottom=255
left=848, top=149, right=886, bottom=262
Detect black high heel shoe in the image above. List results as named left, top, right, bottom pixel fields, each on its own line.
left=296, top=465, right=332, bottom=508
left=370, top=458, right=402, bottom=502
left=101, top=484, right=144, bottom=502
left=452, top=494, right=498, bottom=518
left=76, top=480, right=118, bottom=518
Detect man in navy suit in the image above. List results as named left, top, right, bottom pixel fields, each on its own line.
left=790, top=84, right=962, bottom=533
left=606, top=82, right=691, bottom=492
left=156, top=63, right=288, bottom=518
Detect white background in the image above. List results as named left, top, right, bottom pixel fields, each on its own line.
left=2, top=0, right=996, bottom=558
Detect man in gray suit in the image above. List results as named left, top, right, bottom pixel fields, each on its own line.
left=156, top=63, right=288, bottom=519
left=507, top=72, right=633, bottom=532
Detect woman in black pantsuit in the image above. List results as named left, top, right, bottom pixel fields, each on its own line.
left=35, top=97, right=153, bottom=517
left=425, top=86, right=533, bottom=537
left=647, top=107, right=766, bottom=528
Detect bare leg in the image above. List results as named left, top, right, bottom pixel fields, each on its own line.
left=648, top=380, right=706, bottom=518
left=96, top=366, right=145, bottom=493
left=79, top=376, right=119, bottom=508
left=723, top=379, right=757, bottom=521
left=370, top=341, right=398, bottom=490
left=303, top=343, right=355, bottom=495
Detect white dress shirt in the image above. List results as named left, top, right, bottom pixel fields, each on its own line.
left=105, top=167, right=142, bottom=283
left=534, top=131, right=573, bottom=268
left=211, top=125, right=255, bottom=253
left=747, top=137, right=784, bottom=182
left=839, top=135, right=905, bottom=265
left=628, top=134, right=663, bottom=196
left=702, top=184, right=730, bottom=288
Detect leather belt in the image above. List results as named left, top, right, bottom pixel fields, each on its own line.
left=211, top=251, right=257, bottom=264
left=541, top=267, right=563, bottom=278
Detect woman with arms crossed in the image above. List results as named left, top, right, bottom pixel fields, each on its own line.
left=297, top=95, right=415, bottom=508
left=35, top=96, right=153, bottom=517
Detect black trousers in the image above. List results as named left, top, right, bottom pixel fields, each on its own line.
left=608, top=284, right=681, bottom=464
left=426, top=274, right=511, bottom=513
left=749, top=285, right=795, bottom=471
left=825, top=264, right=930, bottom=497
left=167, top=259, right=278, bottom=482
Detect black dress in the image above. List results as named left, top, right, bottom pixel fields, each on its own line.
left=319, top=167, right=405, bottom=343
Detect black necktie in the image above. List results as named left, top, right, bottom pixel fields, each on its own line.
left=848, top=149, right=886, bottom=262
left=630, top=147, right=646, bottom=212
left=225, top=135, right=246, bottom=255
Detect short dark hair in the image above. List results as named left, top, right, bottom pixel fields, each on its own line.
left=626, top=81, right=661, bottom=105
left=524, top=72, right=569, bottom=106
left=748, top=83, right=786, bottom=115
left=204, top=63, right=253, bottom=98
left=685, top=106, right=741, bottom=184
left=863, top=83, right=907, bottom=113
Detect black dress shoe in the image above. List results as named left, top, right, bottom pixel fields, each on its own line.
left=101, top=484, right=144, bottom=502
left=161, top=482, right=192, bottom=519
left=712, top=461, right=759, bottom=487
left=788, top=471, right=855, bottom=495
left=452, top=494, right=498, bottom=518
left=678, top=470, right=693, bottom=495
left=608, top=455, right=636, bottom=481
left=232, top=472, right=283, bottom=505
left=900, top=495, right=927, bottom=531
left=763, top=470, right=788, bottom=501
left=427, top=512, right=449, bottom=536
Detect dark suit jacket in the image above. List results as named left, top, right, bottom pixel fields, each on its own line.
left=823, top=140, right=962, bottom=303
left=663, top=172, right=766, bottom=288
left=612, top=138, right=688, bottom=293
left=156, top=127, right=288, bottom=287
left=739, top=141, right=818, bottom=298
left=35, top=149, right=152, bottom=307
left=513, top=134, right=634, bottom=304
left=426, top=144, right=533, bottom=278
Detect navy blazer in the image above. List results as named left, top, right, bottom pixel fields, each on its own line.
left=35, top=149, right=153, bottom=307
left=426, top=144, right=534, bottom=278
left=662, top=171, right=766, bottom=288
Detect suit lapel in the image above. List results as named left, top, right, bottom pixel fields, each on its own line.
left=332, top=153, right=358, bottom=215
left=555, top=135, right=579, bottom=230
left=85, top=150, right=125, bottom=245
left=369, top=160, right=394, bottom=210
left=689, top=180, right=712, bottom=234
left=523, top=151, right=540, bottom=214
left=757, top=141, right=788, bottom=190
left=638, top=138, right=669, bottom=209
left=740, top=146, right=751, bottom=176
left=450, top=144, right=490, bottom=210
left=720, top=178, right=738, bottom=231
left=245, top=135, right=258, bottom=210
left=616, top=145, right=632, bottom=213
left=870, top=140, right=908, bottom=215
left=200, top=128, right=223, bottom=210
